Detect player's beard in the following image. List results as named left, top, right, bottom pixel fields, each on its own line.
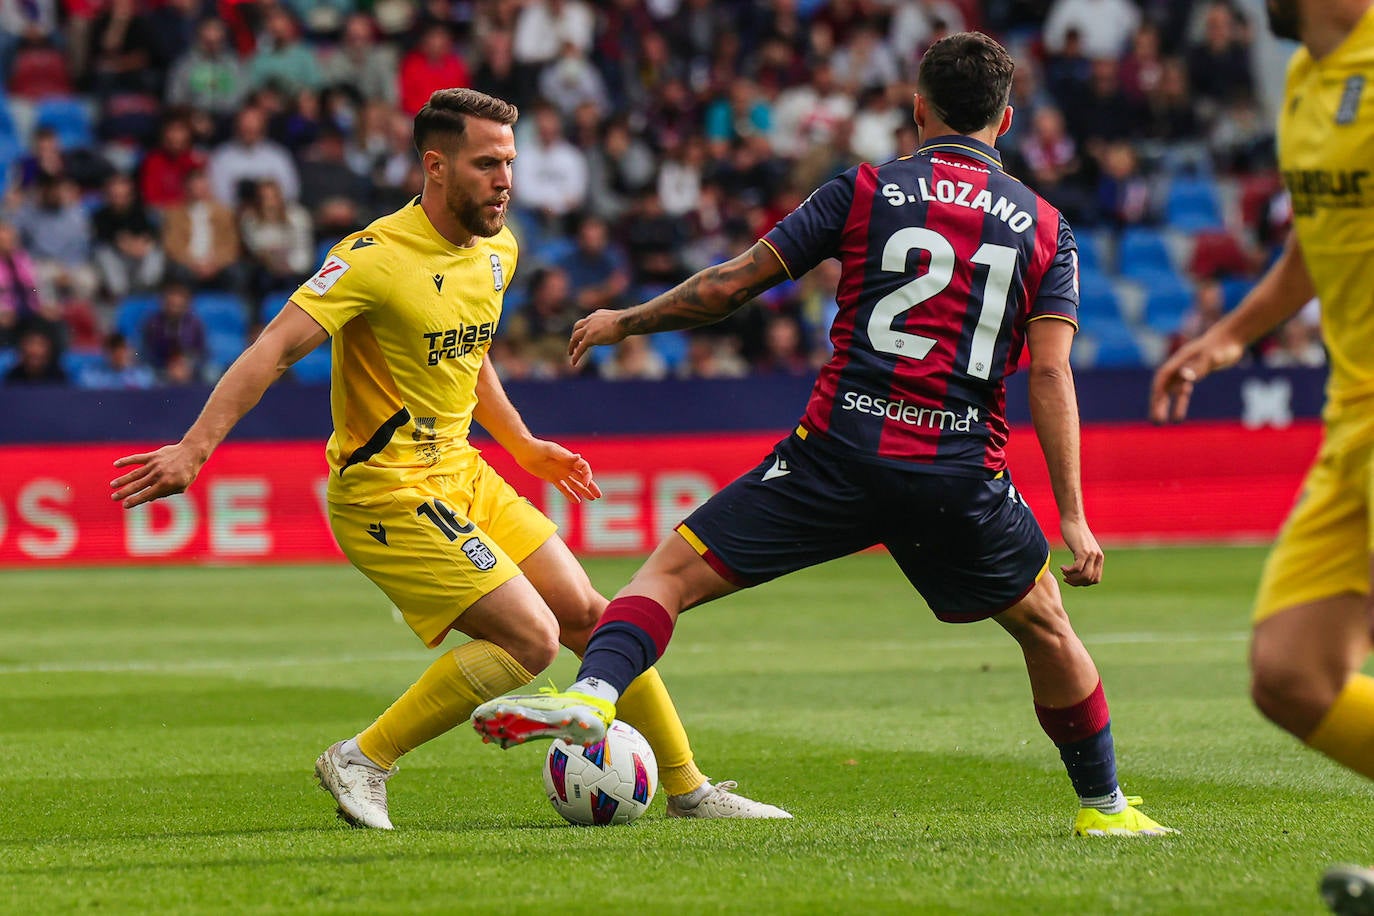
left=450, top=186, right=508, bottom=239
left=1265, top=0, right=1301, bottom=40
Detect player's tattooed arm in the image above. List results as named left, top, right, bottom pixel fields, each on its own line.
left=569, top=242, right=788, bottom=365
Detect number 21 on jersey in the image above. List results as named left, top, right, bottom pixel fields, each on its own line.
left=868, top=227, right=1018, bottom=381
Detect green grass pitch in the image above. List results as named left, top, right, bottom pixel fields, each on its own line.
left=3, top=547, right=1373, bottom=914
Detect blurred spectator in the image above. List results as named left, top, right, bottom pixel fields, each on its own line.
left=1044, top=0, right=1143, bottom=58
left=472, top=29, right=529, bottom=112
left=514, top=104, right=588, bottom=230
left=583, top=116, right=655, bottom=222
left=1264, top=311, right=1326, bottom=368
left=1143, top=58, right=1201, bottom=141
left=399, top=24, right=471, bottom=116
left=88, top=0, right=157, bottom=98
left=1120, top=25, right=1166, bottom=103
left=140, top=118, right=208, bottom=211
left=753, top=314, right=811, bottom=376
left=320, top=13, right=399, bottom=106
left=676, top=332, right=748, bottom=379
left=1066, top=58, right=1143, bottom=149
left=162, top=348, right=198, bottom=385
left=240, top=179, right=313, bottom=300
left=163, top=169, right=242, bottom=290
left=704, top=79, right=772, bottom=146
left=17, top=127, right=68, bottom=190
left=250, top=9, right=323, bottom=96
left=1169, top=278, right=1226, bottom=353
left=889, top=1, right=966, bottom=66
left=657, top=137, right=706, bottom=218
left=831, top=24, right=900, bottom=92
left=141, top=278, right=206, bottom=377
left=10, top=177, right=98, bottom=300
left=1095, top=142, right=1154, bottom=229
left=166, top=18, right=246, bottom=123
left=76, top=331, right=157, bottom=389
left=1044, top=28, right=1093, bottom=108
left=299, top=128, right=373, bottom=223
left=538, top=42, right=609, bottom=119
left=209, top=106, right=300, bottom=205
left=850, top=87, right=904, bottom=164
left=0, top=0, right=57, bottom=77
left=599, top=335, right=668, bottom=381
left=1187, top=2, right=1256, bottom=113
left=4, top=328, right=66, bottom=385
left=556, top=215, right=630, bottom=312
left=772, top=62, right=854, bottom=159
left=0, top=220, right=42, bottom=333
left=92, top=172, right=165, bottom=298
left=622, top=191, right=687, bottom=291
left=513, top=0, right=595, bottom=70
left=516, top=266, right=579, bottom=341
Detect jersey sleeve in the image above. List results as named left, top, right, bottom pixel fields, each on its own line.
left=290, top=233, right=394, bottom=335
left=762, top=168, right=857, bottom=279
left=1029, top=213, right=1079, bottom=328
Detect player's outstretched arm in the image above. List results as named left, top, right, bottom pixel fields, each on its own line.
left=109, top=302, right=328, bottom=509
left=1150, top=232, right=1315, bottom=423
left=472, top=355, right=601, bottom=504
left=568, top=241, right=789, bottom=366
left=1026, top=318, right=1103, bottom=587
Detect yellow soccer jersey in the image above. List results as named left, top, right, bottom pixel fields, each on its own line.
left=1278, top=7, right=1374, bottom=405
left=292, top=198, right=518, bottom=503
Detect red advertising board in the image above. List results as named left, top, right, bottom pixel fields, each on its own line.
left=0, top=422, right=1322, bottom=567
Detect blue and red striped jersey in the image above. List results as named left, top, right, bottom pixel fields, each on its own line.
left=762, top=135, right=1079, bottom=476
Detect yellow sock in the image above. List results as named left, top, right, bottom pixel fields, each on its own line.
left=1306, top=673, right=1374, bottom=780
left=357, top=640, right=532, bottom=769
left=616, top=666, right=707, bottom=796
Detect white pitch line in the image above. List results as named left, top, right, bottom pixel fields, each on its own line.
left=0, top=631, right=1249, bottom=676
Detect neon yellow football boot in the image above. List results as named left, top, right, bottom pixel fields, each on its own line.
left=472, top=687, right=615, bottom=749
left=1073, top=796, right=1177, bottom=837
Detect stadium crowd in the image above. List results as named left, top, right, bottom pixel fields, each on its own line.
left=0, top=0, right=1322, bottom=388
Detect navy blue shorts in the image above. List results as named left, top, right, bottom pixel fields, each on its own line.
left=677, top=432, right=1051, bottom=622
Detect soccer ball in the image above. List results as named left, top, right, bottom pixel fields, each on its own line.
left=542, top=721, right=657, bottom=826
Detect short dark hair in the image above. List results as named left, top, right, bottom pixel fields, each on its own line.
left=916, top=31, right=1015, bottom=134
left=413, top=88, right=518, bottom=157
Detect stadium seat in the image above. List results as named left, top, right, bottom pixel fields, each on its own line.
left=60, top=348, right=104, bottom=378
left=1076, top=269, right=1122, bottom=320
left=115, top=293, right=163, bottom=342
left=650, top=330, right=689, bottom=370
left=1166, top=177, right=1225, bottom=233
left=1075, top=232, right=1104, bottom=273
left=1221, top=276, right=1254, bottom=311
left=290, top=346, right=332, bottom=383
left=1084, top=317, right=1144, bottom=368
left=194, top=292, right=248, bottom=337
left=6, top=46, right=72, bottom=100
left=1117, top=227, right=1174, bottom=280
left=1137, top=270, right=1194, bottom=334
left=33, top=96, right=93, bottom=150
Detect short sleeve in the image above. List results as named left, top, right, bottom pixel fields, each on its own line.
left=290, top=234, right=393, bottom=335
left=762, top=169, right=857, bottom=279
left=1029, top=213, right=1079, bottom=328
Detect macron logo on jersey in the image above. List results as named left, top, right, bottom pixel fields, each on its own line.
left=307, top=256, right=351, bottom=295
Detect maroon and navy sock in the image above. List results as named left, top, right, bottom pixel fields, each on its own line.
left=571, top=596, right=675, bottom=698
left=1034, top=680, right=1124, bottom=812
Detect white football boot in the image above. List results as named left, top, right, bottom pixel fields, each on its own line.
left=314, top=740, right=397, bottom=829
left=666, top=780, right=793, bottom=819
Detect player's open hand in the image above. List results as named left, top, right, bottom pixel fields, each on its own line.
left=1059, top=516, right=1103, bottom=587
left=1149, top=331, right=1245, bottom=424
left=109, top=443, right=204, bottom=509
left=568, top=310, right=627, bottom=367
left=514, top=437, right=603, bottom=504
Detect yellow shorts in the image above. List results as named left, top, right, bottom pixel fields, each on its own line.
left=329, top=456, right=557, bottom=647
left=1254, top=407, right=1374, bottom=623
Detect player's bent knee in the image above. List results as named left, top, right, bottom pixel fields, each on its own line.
left=1249, top=661, right=1338, bottom=738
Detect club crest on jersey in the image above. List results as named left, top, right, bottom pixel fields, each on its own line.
left=306, top=256, right=350, bottom=294
left=461, top=536, right=498, bottom=571
left=490, top=254, right=504, bottom=291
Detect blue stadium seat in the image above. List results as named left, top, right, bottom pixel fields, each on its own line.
left=60, top=348, right=104, bottom=378
left=0, top=348, right=17, bottom=379
left=290, top=347, right=332, bottom=383
left=1117, top=227, right=1174, bottom=280
left=1075, top=233, right=1103, bottom=273
left=115, top=293, right=162, bottom=342
left=194, top=292, right=247, bottom=335
left=1085, top=318, right=1144, bottom=368
left=259, top=290, right=297, bottom=321
left=1138, top=270, right=1194, bottom=333
left=34, top=96, right=93, bottom=150
left=1076, top=269, right=1121, bottom=320
left=1221, top=276, right=1254, bottom=311
left=650, top=330, right=689, bottom=370
left=1166, top=178, right=1225, bottom=233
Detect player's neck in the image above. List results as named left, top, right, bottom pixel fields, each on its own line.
left=1302, top=0, right=1373, bottom=59
left=418, top=190, right=477, bottom=249
left=919, top=121, right=1000, bottom=151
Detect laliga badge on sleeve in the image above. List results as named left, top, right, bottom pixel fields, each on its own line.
left=307, top=256, right=351, bottom=295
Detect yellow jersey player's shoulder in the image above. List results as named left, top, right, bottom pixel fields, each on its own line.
left=291, top=219, right=403, bottom=336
